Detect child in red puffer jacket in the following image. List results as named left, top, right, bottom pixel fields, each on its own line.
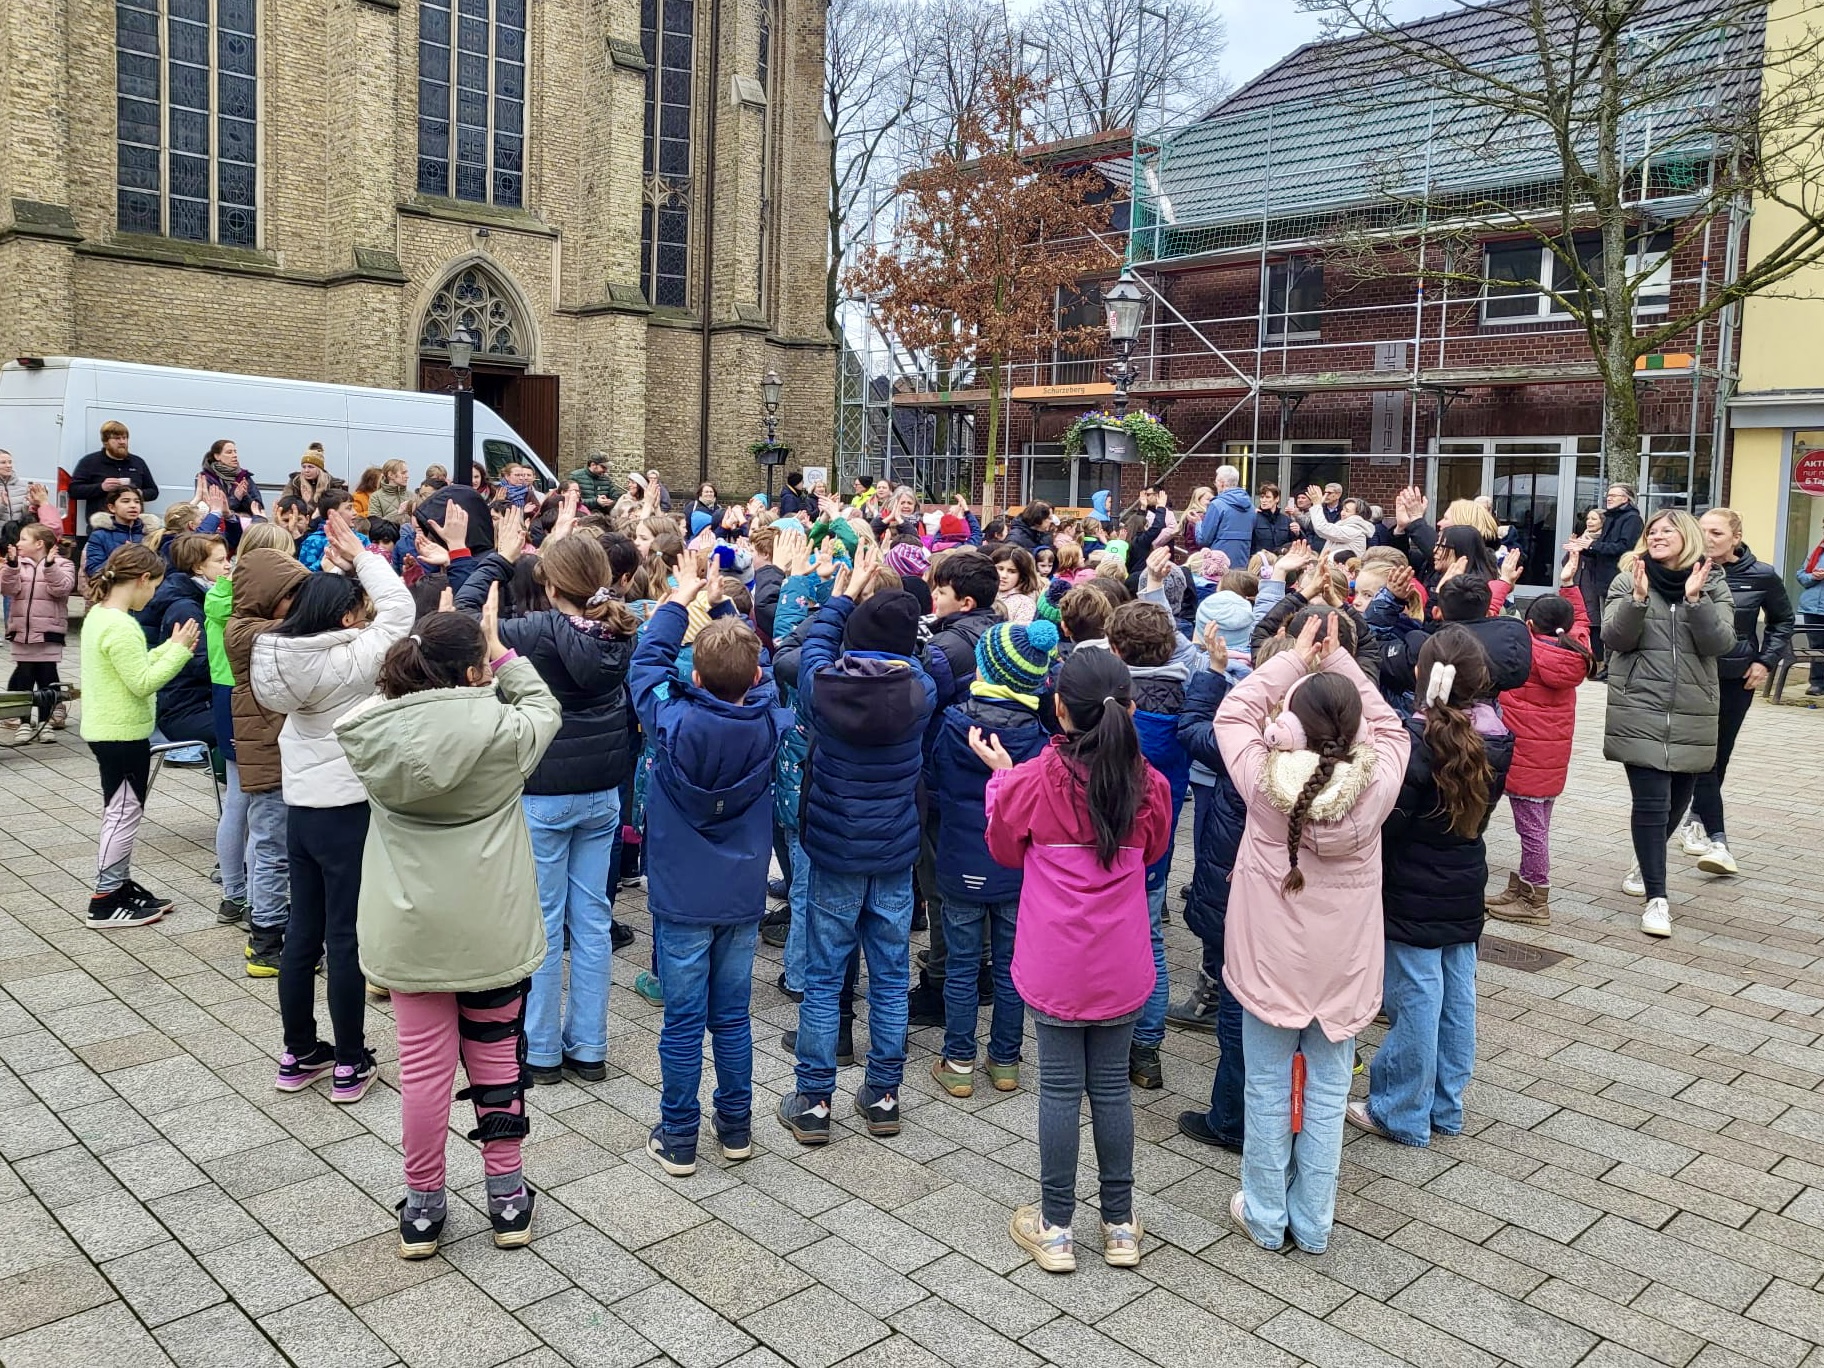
left=1486, top=545, right=1596, bottom=927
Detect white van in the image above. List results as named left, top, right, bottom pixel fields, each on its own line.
left=0, top=356, right=555, bottom=524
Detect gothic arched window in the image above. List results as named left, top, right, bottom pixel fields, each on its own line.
left=418, top=267, right=526, bottom=360
left=640, top=0, right=695, bottom=308
left=417, top=0, right=526, bottom=207
left=115, top=0, right=259, bottom=246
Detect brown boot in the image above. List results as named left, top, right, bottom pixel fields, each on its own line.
left=1487, top=877, right=1550, bottom=926
left=1484, top=871, right=1526, bottom=908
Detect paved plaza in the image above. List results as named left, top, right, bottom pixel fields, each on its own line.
left=3, top=660, right=1824, bottom=1368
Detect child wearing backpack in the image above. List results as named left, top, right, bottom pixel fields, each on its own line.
left=1216, top=608, right=1408, bottom=1255
left=1485, top=550, right=1594, bottom=927
left=334, top=598, right=561, bottom=1260
left=979, top=648, right=1174, bottom=1274
left=1349, top=627, right=1511, bottom=1149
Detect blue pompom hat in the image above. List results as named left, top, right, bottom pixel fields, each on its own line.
left=975, top=619, right=1060, bottom=694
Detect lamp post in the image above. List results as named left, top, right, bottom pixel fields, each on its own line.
left=756, top=369, right=785, bottom=500
left=1103, top=272, right=1145, bottom=416
left=448, top=326, right=478, bottom=487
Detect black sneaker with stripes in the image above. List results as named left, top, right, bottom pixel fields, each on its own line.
left=121, top=880, right=175, bottom=913
left=86, top=887, right=166, bottom=930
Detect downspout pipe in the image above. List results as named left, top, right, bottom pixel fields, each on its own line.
left=697, top=0, right=724, bottom=484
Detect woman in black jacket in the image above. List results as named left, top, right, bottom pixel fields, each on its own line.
left=1583, top=485, right=1645, bottom=666
left=1351, top=628, right=1511, bottom=1148
left=1678, top=509, right=1793, bottom=876
left=1006, top=501, right=1053, bottom=553
left=454, top=519, right=636, bottom=1085
left=778, top=472, right=808, bottom=518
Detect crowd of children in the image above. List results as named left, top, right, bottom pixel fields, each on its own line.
left=3, top=449, right=1758, bottom=1273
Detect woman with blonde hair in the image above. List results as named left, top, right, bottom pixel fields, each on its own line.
left=1602, top=509, right=1734, bottom=938
left=1440, top=498, right=1498, bottom=544
left=369, top=460, right=412, bottom=523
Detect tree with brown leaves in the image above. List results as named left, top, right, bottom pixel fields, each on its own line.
left=845, top=67, right=1112, bottom=512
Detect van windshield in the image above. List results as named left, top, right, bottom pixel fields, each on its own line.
left=482, top=439, right=552, bottom=492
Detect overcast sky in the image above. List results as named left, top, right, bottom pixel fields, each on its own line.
left=1214, top=1, right=1461, bottom=89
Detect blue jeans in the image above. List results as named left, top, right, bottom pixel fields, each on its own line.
left=245, top=788, right=290, bottom=931
left=1238, top=1010, right=1355, bottom=1254
left=216, top=759, right=250, bottom=902
left=1133, top=883, right=1171, bottom=1048
left=1368, top=940, right=1477, bottom=1146
left=940, top=899, right=1021, bottom=1066
left=524, top=789, right=621, bottom=1068
left=782, top=830, right=811, bottom=994
left=796, top=865, right=914, bottom=1098
left=652, top=918, right=758, bottom=1143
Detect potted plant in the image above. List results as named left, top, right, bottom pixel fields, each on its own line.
left=1061, top=409, right=1177, bottom=473
left=749, top=440, right=791, bottom=467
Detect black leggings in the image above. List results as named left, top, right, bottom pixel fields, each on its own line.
left=280, top=802, right=370, bottom=1065
left=1688, top=681, right=1755, bottom=844
left=7, top=661, right=60, bottom=691
left=1624, top=766, right=1699, bottom=901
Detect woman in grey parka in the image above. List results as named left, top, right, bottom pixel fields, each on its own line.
left=1602, top=508, right=1734, bottom=940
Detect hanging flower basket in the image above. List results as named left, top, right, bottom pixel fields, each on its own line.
left=1061, top=410, right=1177, bottom=473
left=749, top=440, right=791, bottom=467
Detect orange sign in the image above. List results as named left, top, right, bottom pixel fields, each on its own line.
left=1009, top=382, right=1116, bottom=401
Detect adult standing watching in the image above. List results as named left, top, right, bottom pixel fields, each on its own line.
left=1796, top=529, right=1824, bottom=697
left=198, top=440, right=262, bottom=515
left=1197, top=465, right=1254, bottom=566
left=1673, top=508, right=1792, bottom=877
left=1601, top=509, right=1734, bottom=939
left=566, top=454, right=621, bottom=512
left=1584, top=484, right=1645, bottom=669
left=70, top=421, right=159, bottom=526
left=1250, top=483, right=1295, bottom=556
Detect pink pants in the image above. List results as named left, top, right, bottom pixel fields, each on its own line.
left=392, top=985, right=529, bottom=1192
left=1510, top=795, right=1554, bottom=886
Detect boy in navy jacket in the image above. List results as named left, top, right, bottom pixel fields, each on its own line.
left=633, top=555, right=786, bottom=1176
left=926, top=621, right=1057, bottom=1099
left=780, top=545, right=936, bottom=1146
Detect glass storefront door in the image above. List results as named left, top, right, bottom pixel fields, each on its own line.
left=1784, top=433, right=1824, bottom=596
left=1491, top=446, right=1561, bottom=588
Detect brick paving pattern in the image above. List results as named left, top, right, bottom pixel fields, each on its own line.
left=4, top=650, right=1824, bottom=1367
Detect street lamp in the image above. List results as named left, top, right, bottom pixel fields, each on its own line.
left=448, top=326, right=478, bottom=486
left=755, top=369, right=786, bottom=499
left=1103, top=272, right=1145, bottom=416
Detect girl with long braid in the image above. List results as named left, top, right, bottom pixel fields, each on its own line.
left=1214, top=607, right=1408, bottom=1255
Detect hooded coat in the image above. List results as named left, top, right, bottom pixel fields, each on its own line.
left=2, top=553, right=74, bottom=661
left=1198, top=486, right=1256, bottom=566
left=927, top=693, right=1051, bottom=905
left=1214, top=650, right=1410, bottom=1041
left=139, top=570, right=214, bottom=735
left=1601, top=563, right=1735, bottom=773
left=249, top=553, right=416, bottom=806
left=223, top=549, right=312, bottom=794
left=1500, top=587, right=1592, bottom=798
left=337, top=657, right=561, bottom=993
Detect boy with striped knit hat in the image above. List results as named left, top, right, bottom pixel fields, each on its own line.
left=926, top=620, right=1060, bottom=1096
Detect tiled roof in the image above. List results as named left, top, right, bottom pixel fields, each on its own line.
left=1132, top=0, right=1751, bottom=252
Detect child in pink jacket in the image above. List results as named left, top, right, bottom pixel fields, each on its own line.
left=3, top=523, right=76, bottom=734
left=979, top=647, right=1173, bottom=1276
left=1214, top=608, right=1409, bottom=1255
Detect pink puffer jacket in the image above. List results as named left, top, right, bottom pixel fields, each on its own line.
left=2, top=554, right=75, bottom=663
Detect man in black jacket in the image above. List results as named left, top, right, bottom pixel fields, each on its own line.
left=1584, top=484, right=1644, bottom=666
left=69, top=420, right=159, bottom=525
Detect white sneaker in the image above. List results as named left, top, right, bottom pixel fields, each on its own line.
left=1622, top=863, right=1645, bottom=897
left=1698, top=840, right=1739, bottom=875
left=1680, top=820, right=1713, bottom=857
left=1641, top=898, right=1672, bottom=938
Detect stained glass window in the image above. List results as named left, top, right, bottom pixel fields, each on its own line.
left=418, top=267, right=525, bottom=359
left=115, top=0, right=258, bottom=246
left=418, top=0, right=524, bottom=207
left=640, top=0, right=693, bottom=307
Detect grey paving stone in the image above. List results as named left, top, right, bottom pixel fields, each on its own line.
left=1386, top=1220, right=1550, bottom=1299
left=644, top=1221, right=814, bottom=1322
left=58, top=1190, right=168, bottom=1262
left=1746, top=1279, right=1824, bottom=1349
left=61, top=1097, right=161, bottom=1153
left=786, top=1236, right=926, bottom=1319
left=1523, top=1277, right=1707, bottom=1365
left=437, top=1231, right=572, bottom=1313
left=550, top=1164, right=710, bottom=1248
left=241, top=1171, right=392, bottom=1260
left=306, top=1231, right=454, bottom=1307
left=814, top=1198, right=949, bottom=1273
left=908, top=1252, right=1058, bottom=1338
left=1389, top=1268, right=1599, bottom=1368
left=1482, top=1225, right=1654, bottom=1301
left=197, top=1232, right=325, bottom=1317
left=1100, top=1285, right=1301, bottom=1368
left=1424, top=1160, right=1603, bottom=1242
left=105, top=1051, right=233, bottom=1117
left=798, top=1136, right=949, bottom=1209
left=205, top=1136, right=332, bottom=1200
left=1632, top=1283, right=1813, bottom=1368
left=614, top=1281, right=756, bottom=1368
left=531, top=1222, right=661, bottom=1306
left=260, top=1292, right=398, bottom=1368
left=729, top=1153, right=850, bottom=1217
left=14, top=1143, right=124, bottom=1209
left=701, top=1182, right=827, bottom=1253
left=1132, top=1242, right=1287, bottom=1330
left=1199, top=1230, right=1357, bottom=1317
left=514, top=1289, right=660, bottom=1368
left=101, top=1239, right=226, bottom=1327
left=360, top=1270, right=543, bottom=1368
left=0, top=1256, right=118, bottom=1339
left=886, top=1295, right=1044, bottom=1368
left=892, top=1184, right=1024, bottom=1274
left=150, top=1092, right=288, bottom=1164
left=1573, top=1214, right=1773, bottom=1313
left=0, top=1299, right=175, bottom=1368
left=153, top=1302, right=287, bottom=1368
left=1017, top=1317, right=1159, bottom=1368
left=1258, top=1306, right=1413, bottom=1368
left=740, top=1285, right=890, bottom=1368
left=145, top=1185, right=263, bottom=1256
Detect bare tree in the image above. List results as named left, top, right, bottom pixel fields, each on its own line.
left=1027, top=0, right=1231, bottom=138
left=825, top=0, right=920, bottom=334
left=905, top=0, right=1015, bottom=158
left=1299, top=0, right=1824, bottom=486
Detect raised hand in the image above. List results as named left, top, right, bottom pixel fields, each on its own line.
left=494, top=507, right=527, bottom=562
left=774, top=525, right=809, bottom=576
left=814, top=537, right=839, bottom=580
left=325, top=508, right=366, bottom=570
left=425, top=499, right=469, bottom=551
left=1559, top=547, right=1581, bottom=585
left=1200, top=619, right=1229, bottom=674
left=1684, top=555, right=1712, bottom=602
left=549, top=487, right=580, bottom=543
left=1631, top=556, right=1651, bottom=603
left=169, top=618, right=201, bottom=652
left=480, top=583, right=506, bottom=659
left=850, top=541, right=881, bottom=600
left=1386, top=561, right=1415, bottom=599
left=204, top=485, right=227, bottom=516
left=1500, top=551, right=1524, bottom=586
left=1437, top=554, right=1469, bottom=586
left=1293, top=611, right=1326, bottom=669
left=671, top=549, right=706, bottom=606
left=1144, top=545, right=1172, bottom=590
left=966, top=725, right=1016, bottom=772
left=705, top=556, right=726, bottom=606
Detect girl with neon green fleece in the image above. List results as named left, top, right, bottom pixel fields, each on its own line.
left=79, top=543, right=196, bottom=930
